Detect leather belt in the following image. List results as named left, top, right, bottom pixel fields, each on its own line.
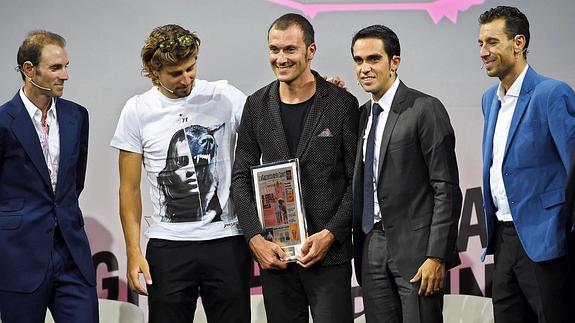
left=497, top=221, right=514, bottom=227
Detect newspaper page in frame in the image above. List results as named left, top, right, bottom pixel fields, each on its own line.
left=251, top=159, right=307, bottom=262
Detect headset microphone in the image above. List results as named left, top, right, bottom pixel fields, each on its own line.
left=158, top=81, right=175, bottom=94
left=30, top=78, right=52, bottom=92
left=18, top=63, right=53, bottom=92
left=481, top=63, right=485, bottom=70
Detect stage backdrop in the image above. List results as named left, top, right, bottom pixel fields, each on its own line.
left=1, top=0, right=574, bottom=321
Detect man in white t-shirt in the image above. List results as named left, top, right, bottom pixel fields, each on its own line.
left=110, top=24, right=251, bottom=323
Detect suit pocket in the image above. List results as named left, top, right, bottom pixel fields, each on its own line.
left=0, top=198, right=24, bottom=213
left=309, top=137, right=336, bottom=165
left=520, top=120, right=542, bottom=132
left=147, top=239, right=170, bottom=249
left=0, top=199, right=24, bottom=229
left=0, top=216, right=22, bottom=229
left=540, top=188, right=565, bottom=209
left=388, top=138, right=416, bottom=152
left=410, top=216, right=431, bottom=230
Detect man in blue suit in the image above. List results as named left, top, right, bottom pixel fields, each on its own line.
left=0, top=31, right=97, bottom=323
left=478, top=6, right=575, bottom=322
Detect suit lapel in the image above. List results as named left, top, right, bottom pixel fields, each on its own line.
left=268, top=81, right=292, bottom=159
left=503, top=67, right=536, bottom=159
left=483, top=94, right=501, bottom=169
left=7, top=93, right=52, bottom=191
left=295, top=73, right=326, bottom=159
left=376, top=82, right=406, bottom=177
left=357, top=101, right=370, bottom=161
left=55, top=100, right=77, bottom=195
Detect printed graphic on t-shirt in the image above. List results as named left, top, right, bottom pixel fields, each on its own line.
left=157, top=123, right=225, bottom=223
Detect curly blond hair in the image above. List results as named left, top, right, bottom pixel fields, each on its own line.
left=141, top=24, right=200, bottom=85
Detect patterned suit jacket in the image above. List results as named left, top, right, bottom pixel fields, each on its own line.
left=232, top=71, right=359, bottom=266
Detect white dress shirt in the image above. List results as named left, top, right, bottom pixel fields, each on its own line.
left=490, top=65, right=529, bottom=222
left=362, top=78, right=400, bottom=223
left=20, top=88, right=60, bottom=191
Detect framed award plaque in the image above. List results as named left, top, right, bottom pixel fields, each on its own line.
left=251, top=159, right=307, bottom=262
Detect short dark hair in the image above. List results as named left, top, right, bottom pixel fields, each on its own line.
left=479, top=6, right=530, bottom=58
left=141, top=24, right=201, bottom=85
left=351, top=25, right=400, bottom=60
left=268, top=13, right=315, bottom=46
left=16, top=30, right=66, bottom=80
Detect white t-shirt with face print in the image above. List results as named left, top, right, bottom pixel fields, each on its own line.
left=111, top=79, right=246, bottom=241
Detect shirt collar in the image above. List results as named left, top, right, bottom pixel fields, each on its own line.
left=497, top=65, right=529, bottom=101
left=372, top=77, right=400, bottom=108
left=19, top=87, right=57, bottom=120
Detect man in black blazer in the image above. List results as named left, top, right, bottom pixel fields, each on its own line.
left=232, top=13, right=359, bottom=323
left=351, top=25, right=461, bottom=322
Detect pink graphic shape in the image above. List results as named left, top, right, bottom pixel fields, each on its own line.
left=266, top=0, right=486, bottom=23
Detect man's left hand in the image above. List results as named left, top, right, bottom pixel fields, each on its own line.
left=296, top=229, right=335, bottom=268
left=410, top=258, right=445, bottom=296
left=325, top=76, right=347, bottom=89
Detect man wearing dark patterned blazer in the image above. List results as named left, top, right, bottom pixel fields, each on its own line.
left=351, top=25, right=461, bottom=323
left=232, top=13, right=359, bottom=323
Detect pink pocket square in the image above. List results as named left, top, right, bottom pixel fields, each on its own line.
left=318, top=128, right=333, bottom=137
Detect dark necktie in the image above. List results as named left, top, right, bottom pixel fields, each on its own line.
left=363, top=103, right=383, bottom=233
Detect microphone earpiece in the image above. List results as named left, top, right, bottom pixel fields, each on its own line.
left=29, top=78, right=52, bottom=92
left=158, top=81, right=175, bottom=94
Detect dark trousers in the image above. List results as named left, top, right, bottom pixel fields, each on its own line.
left=361, top=229, right=443, bottom=323
left=569, top=230, right=575, bottom=317
left=146, top=235, right=251, bottom=323
left=492, top=222, right=571, bottom=323
left=0, top=232, right=98, bottom=323
left=260, top=261, right=353, bottom=323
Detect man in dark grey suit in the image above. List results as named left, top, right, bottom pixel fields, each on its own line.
left=232, top=13, right=359, bottom=323
left=351, top=25, right=461, bottom=322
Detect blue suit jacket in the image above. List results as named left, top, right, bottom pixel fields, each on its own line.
left=0, top=92, right=95, bottom=292
left=482, top=67, right=575, bottom=262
